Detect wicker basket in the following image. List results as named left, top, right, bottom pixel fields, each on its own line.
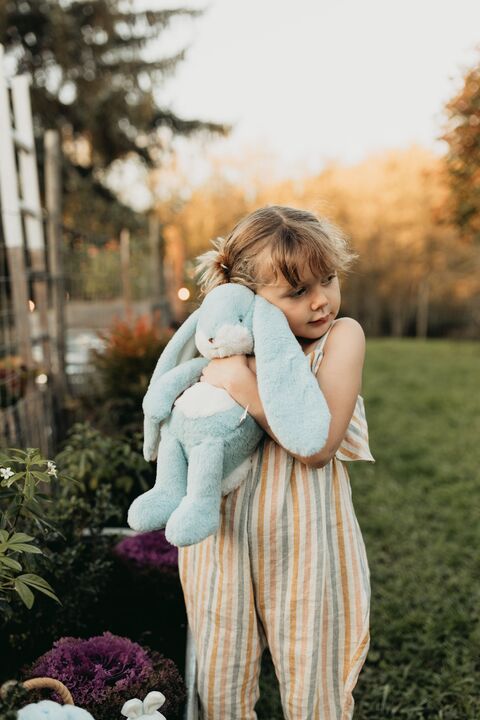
left=1, top=677, right=74, bottom=705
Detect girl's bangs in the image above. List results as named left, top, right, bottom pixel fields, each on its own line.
left=270, top=231, right=336, bottom=287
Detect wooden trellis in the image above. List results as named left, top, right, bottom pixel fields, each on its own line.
left=0, top=44, right=66, bottom=455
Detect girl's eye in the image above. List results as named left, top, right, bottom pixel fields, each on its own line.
left=322, top=274, right=337, bottom=285
left=291, top=287, right=307, bottom=298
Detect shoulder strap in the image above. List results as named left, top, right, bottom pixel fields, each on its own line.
left=311, top=320, right=337, bottom=373
left=316, top=319, right=338, bottom=353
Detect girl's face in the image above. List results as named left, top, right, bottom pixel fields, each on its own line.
left=256, top=263, right=341, bottom=346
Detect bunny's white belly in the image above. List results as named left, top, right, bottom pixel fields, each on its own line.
left=174, top=382, right=237, bottom=418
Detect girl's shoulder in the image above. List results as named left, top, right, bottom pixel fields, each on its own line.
left=315, top=317, right=366, bottom=370
left=324, top=317, right=365, bottom=347
left=308, top=317, right=365, bottom=357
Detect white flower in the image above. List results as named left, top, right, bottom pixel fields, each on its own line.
left=0, top=467, right=14, bottom=480
left=47, top=461, right=57, bottom=477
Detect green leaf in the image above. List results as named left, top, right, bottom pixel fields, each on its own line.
left=3, top=471, right=25, bottom=487
left=5, top=449, right=27, bottom=462
left=8, top=542, right=42, bottom=554
left=31, top=471, right=51, bottom=482
left=0, top=490, right=18, bottom=498
left=22, top=506, right=60, bottom=533
left=9, top=533, right=34, bottom=543
left=18, top=572, right=50, bottom=588
left=0, top=530, right=8, bottom=542
left=14, top=579, right=34, bottom=609
left=34, top=493, right=53, bottom=502
left=35, top=585, right=61, bottom=604
left=29, top=451, right=45, bottom=464
left=14, top=544, right=43, bottom=554
left=0, top=556, right=22, bottom=571
left=19, top=573, right=60, bottom=604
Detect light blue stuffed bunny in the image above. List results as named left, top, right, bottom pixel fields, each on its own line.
left=127, top=283, right=331, bottom=547
left=17, top=700, right=94, bottom=719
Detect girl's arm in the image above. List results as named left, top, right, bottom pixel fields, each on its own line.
left=308, top=317, right=365, bottom=466
left=201, top=318, right=366, bottom=468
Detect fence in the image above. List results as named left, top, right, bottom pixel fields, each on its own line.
left=0, top=44, right=191, bottom=454
left=0, top=42, right=68, bottom=456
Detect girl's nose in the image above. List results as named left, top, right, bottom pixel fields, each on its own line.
left=311, top=292, right=327, bottom=311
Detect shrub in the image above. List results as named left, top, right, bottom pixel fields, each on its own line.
left=89, top=317, right=172, bottom=433
left=114, top=530, right=178, bottom=571
left=24, top=632, right=186, bottom=720
left=55, top=423, right=155, bottom=518
left=0, top=483, right=122, bottom=679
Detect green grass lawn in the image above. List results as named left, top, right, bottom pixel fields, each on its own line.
left=256, top=339, right=480, bottom=719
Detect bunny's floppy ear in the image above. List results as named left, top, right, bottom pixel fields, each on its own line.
left=121, top=699, right=144, bottom=719
left=148, top=309, right=200, bottom=389
left=253, top=295, right=331, bottom=457
left=143, top=691, right=166, bottom=715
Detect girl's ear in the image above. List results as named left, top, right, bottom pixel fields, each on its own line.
left=148, top=308, right=200, bottom=388
left=253, top=295, right=331, bottom=457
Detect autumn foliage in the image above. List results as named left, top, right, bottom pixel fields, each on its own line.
left=90, top=317, right=172, bottom=430
left=442, top=53, right=480, bottom=242
left=156, top=146, right=479, bottom=338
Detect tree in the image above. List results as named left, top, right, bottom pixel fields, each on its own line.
left=442, top=52, right=480, bottom=243
left=0, top=0, right=227, bottom=167
left=158, top=145, right=479, bottom=336
left=300, top=147, right=475, bottom=337
left=0, top=0, right=228, bottom=236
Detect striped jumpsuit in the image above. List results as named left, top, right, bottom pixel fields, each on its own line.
left=178, top=324, right=375, bottom=719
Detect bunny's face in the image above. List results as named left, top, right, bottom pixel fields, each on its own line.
left=195, top=283, right=255, bottom=359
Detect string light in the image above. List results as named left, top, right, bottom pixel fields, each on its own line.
left=177, top=287, right=190, bottom=301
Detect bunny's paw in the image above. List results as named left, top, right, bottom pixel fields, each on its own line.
left=127, top=488, right=182, bottom=532
left=165, top=497, right=219, bottom=547
left=143, top=393, right=172, bottom=423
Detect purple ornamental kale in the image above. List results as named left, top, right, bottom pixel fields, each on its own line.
left=114, top=530, right=178, bottom=569
left=28, top=632, right=153, bottom=706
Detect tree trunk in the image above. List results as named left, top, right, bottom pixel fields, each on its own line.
left=391, top=294, right=408, bottom=337
left=416, top=277, right=430, bottom=338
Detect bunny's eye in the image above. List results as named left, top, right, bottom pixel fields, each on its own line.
left=239, top=317, right=243, bottom=322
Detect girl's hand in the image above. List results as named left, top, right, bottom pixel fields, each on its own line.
left=200, top=355, right=250, bottom=391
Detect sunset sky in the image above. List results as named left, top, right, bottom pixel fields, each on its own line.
left=117, top=0, right=480, bottom=208
left=163, top=0, right=479, bottom=164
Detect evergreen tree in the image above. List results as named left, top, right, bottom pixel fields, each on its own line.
left=0, top=0, right=227, bottom=235
left=0, top=0, right=226, bottom=167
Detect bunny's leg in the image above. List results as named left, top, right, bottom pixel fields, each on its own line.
left=165, top=439, right=224, bottom=547
left=127, top=428, right=187, bottom=532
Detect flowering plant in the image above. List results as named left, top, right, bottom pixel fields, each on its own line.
left=25, top=632, right=186, bottom=720
left=0, top=448, right=74, bottom=610
left=114, top=531, right=178, bottom=570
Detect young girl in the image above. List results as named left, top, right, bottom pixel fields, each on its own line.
left=177, top=205, right=375, bottom=720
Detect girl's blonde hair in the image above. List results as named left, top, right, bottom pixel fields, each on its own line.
left=196, top=205, right=358, bottom=296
